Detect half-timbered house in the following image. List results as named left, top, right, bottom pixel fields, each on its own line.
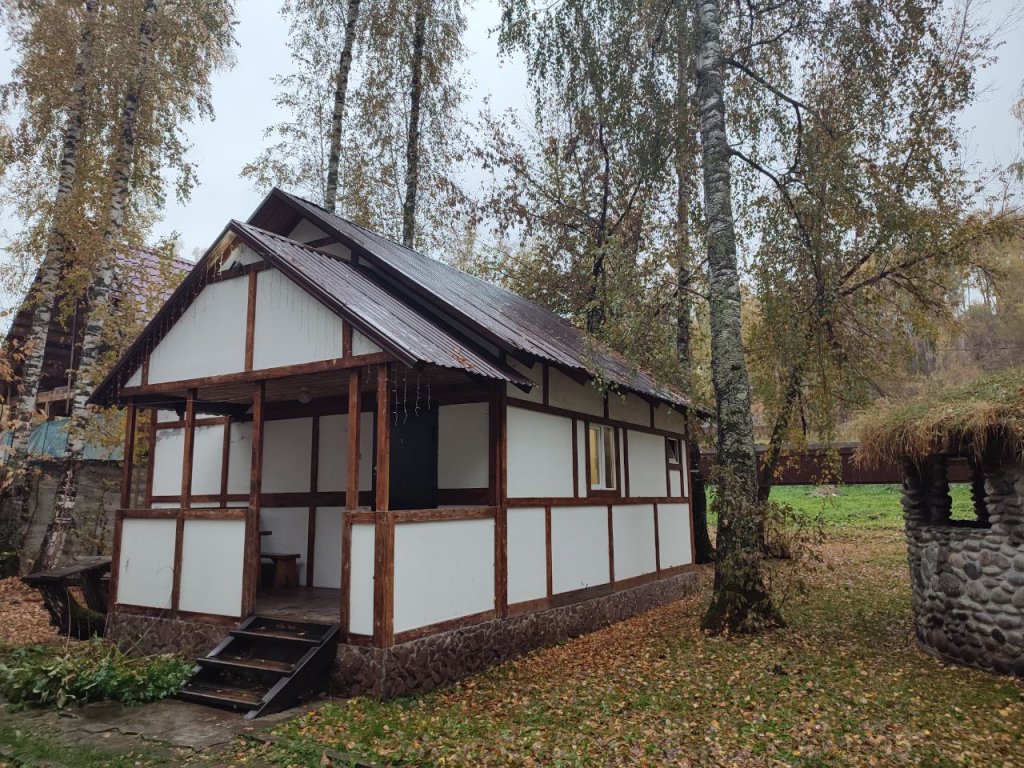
left=91, top=188, right=703, bottom=704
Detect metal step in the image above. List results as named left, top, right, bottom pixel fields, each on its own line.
left=179, top=680, right=266, bottom=711
left=230, top=628, right=321, bottom=645
left=179, top=616, right=340, bottom=718
left=198, top=656, right=295, bottom=675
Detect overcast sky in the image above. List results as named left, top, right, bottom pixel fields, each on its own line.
left=0, top=0, right=1021, bottom=320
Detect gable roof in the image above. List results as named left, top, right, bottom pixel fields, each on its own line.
left=252, top=189, right=696, bottom=410
left=89, top=221, right=531, bottom=405
left=232, top=222, right=530, bottom=386
left=91, top=188, right=699, bottom=413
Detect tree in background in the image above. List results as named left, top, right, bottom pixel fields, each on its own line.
left=0, top=0, right=102, bottom=520
left=732, top=0, right=1021, bottom=501
left=0, top=0, right=236, bottom=569
left=245, top=0, right=468, bottom=254
left=36, top=0, right=236, bottom=570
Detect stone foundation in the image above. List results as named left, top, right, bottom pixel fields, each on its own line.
left=333, top=570, right=699, bottom=698
left=106, top=611, right=228, bottom=658
left=903, top=462, right=1024, bottom=676
left=107, top=570, right=699, bottom=697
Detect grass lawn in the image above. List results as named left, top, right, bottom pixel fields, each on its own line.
left=231, top=484, right=1023, bottom=768
left=1, top=485, right=1018, bottom=766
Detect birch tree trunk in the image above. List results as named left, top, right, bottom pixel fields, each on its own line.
left=35, top=0, right=159, bottom=572
left=6, top=0, right=99, bottom=544
left=673, top=5, right=714, bottom=565
left=693, top=0, right=779, bottom=632
left=401, top=1, right=427, bottom=248
left=324, top=0, right=361, bottom=213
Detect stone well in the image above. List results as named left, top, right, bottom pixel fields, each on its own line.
left=902, top=455, right=1024, bottom=676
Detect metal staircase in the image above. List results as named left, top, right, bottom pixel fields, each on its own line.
left=178, top=615, right=339, bottom=719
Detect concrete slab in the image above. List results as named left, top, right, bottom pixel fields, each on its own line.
left=47, top=697, right=324, bottom=750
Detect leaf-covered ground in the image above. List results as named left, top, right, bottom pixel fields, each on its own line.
left=234, top=486, right=1024, bottom=767
left=0, top=577, right=62, bottom=648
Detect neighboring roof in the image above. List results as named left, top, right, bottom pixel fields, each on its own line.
left=855, top=366, right=1024, bottom=467
left=4, top=249, right=192, bottom=348
left=0, top=417, right=121, bottom=463
left=254, top=189, right=697, bottom=411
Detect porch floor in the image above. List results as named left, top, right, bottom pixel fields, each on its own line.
left=255, top=587, right=342, bottom=625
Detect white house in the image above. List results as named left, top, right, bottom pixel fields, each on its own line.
left=91, top=188, right=703, bottom=704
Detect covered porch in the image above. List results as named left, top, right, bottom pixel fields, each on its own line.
left=113, top=354, right=506, bottom=646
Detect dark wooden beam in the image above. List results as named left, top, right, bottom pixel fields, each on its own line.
left=243, top=381, right=266, bottom=617
left=171, top=390, right=196, bottom=611
left=244, top=270, right=258, bottom=372
left=372, top=364, right=393, bottom=647
left=120, top=404, right=137, bottom=511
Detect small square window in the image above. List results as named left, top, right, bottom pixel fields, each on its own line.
left=588, top=424, right=617, bottom=491
left=667, top=438, right=682, bottom=465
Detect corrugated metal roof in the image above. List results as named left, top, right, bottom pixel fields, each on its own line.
left=233, top=222, right=532, bottom=387
left=275, top=191, right=694, bottom=409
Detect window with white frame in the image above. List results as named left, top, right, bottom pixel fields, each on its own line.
left=588, top=423, right=617, bottom=491
left=667, top=437, right=682, bottom=465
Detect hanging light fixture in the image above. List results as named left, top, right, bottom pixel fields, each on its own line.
left=297, top=386, right=312, bottom=404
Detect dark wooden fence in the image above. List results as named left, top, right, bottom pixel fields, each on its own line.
left=699, top=443, right=971, bottom=486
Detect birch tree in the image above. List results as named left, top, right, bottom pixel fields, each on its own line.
left=244, top=0, right=361, bottom=209
left=1, top=0, right=102, bottom=517
left=694, top=0, right=779, bottom=633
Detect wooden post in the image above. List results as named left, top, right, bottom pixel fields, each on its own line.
left=119, top=403, right=136, bottom=510
left=372, top=364, right=393, bottom=647
left=341, top=368, right=361, bottom=634
left=492, top=383, right=508, bottom=617
left=243, top=381, right=265, bottom=617
left=171, top=389, right=196, bottom=611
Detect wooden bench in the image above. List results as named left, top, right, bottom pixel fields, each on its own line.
left=260, top=553, right=300, bottom=590
left=22, top=556, right=111, bottom=640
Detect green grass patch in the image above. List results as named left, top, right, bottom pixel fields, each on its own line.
left=234, top=503, right=1024, bottom=768
left=706, top=483, right=974, bottom=530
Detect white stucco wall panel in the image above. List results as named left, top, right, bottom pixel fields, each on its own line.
left=117, top=519, right=176, bottom=609
left=627, top=430, right=668, bottom=498
left=609, top=393, right=650, bottom=426
left=551, top=505, right=609, bottom=593
left=288, top=219, right=330, bottom=243
left=658, top=502, right=693, bottom=568
left=612, top=504, right=657, bottom=580
left=151, top=428, right=184, bottom=497
left=548, top=368, right=604, bottom=416
left=575, top=420, right=586, bottom=497
left=506, top=360, right=543, bottom=402
left=313, top=507, right=343, bottom=588
left=393, top=519, right=495, bottom=633
left=669, top=469, right=682, bottom=498
left=262, top=417, right=313, bottom=493
left=507, top=507, right=547, bottom=604
left=351, top=329, right=382, bottom=356
left=190, top=425, right=225, bottom=496
left=349, top=524, right=375, bottom=635
left=654, top=405, right=686, bottom=434
left=438, top=403, right=489, bottom=489
left=252, top=269, right=346, bottom=370
left=178, top=519, right=245, bottom=616
left=507, top=407, right=574, bottom=498
left=317, top=413, right=374, bottom=493
left=148, top=277, right=248, bottom=383
left=226, top=422, right=253, bottom=495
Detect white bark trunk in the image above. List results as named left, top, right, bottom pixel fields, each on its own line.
left=401, top=1, right=427, bottom=248
left=7, top=0, right=99, bottom=543
left=37, top=0, right=159, bottom=571
left=324, top=0, right=361, bottom=213
left=693, top=0, right=778, bottom=632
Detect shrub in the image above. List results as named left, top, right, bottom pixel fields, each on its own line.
left=0, top=638, right=191, bottom=709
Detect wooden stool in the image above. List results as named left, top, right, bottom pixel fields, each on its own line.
left=261, top=553, right=300, bottom=589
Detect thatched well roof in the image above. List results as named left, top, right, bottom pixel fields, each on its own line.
left=855, top=366, right=1024, bottom=467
